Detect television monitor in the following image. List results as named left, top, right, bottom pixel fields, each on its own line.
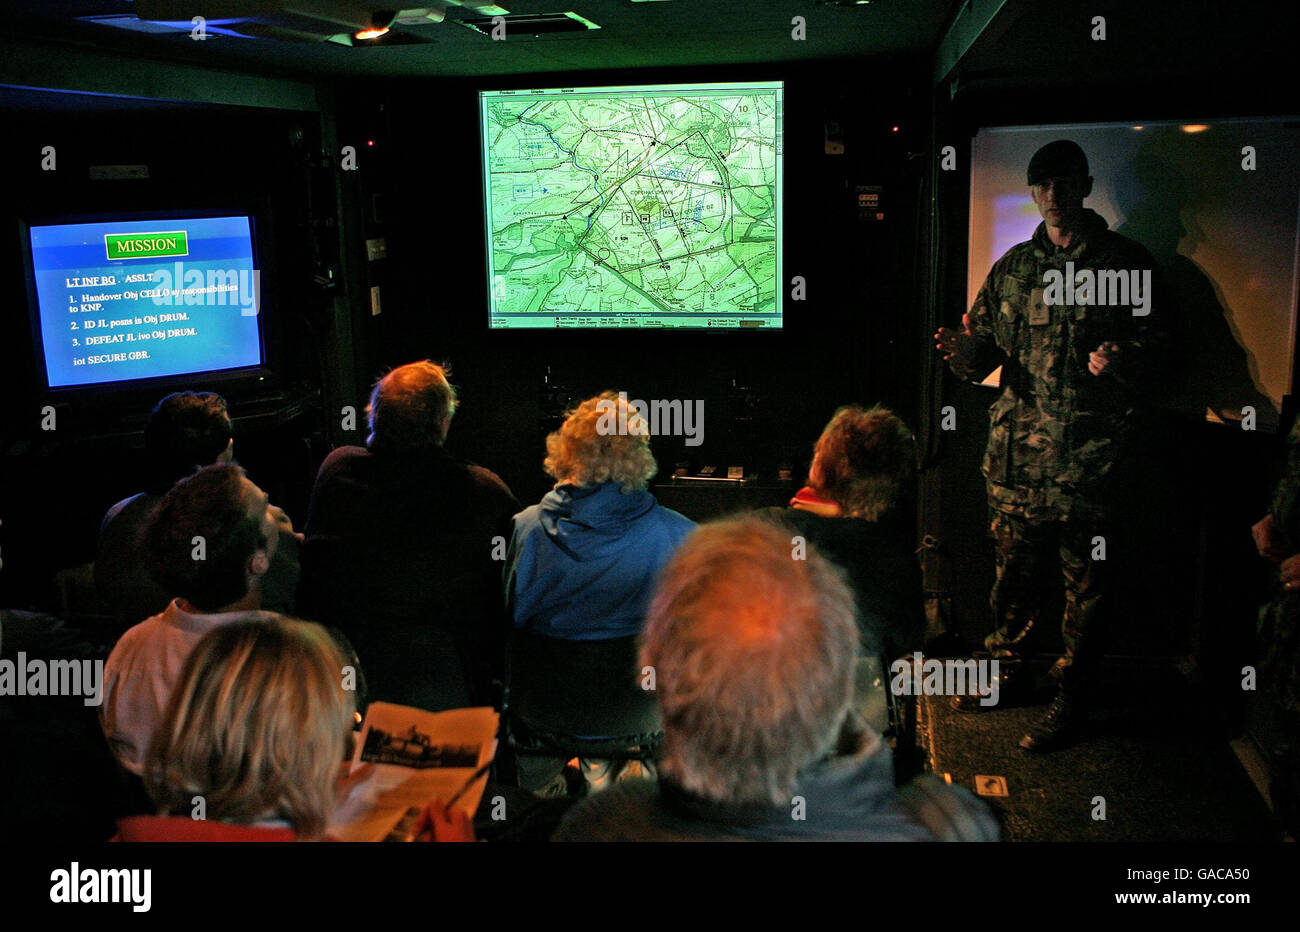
left=23, top=212, right=266, bottom=391
left=479, top=80, right=783, bottom=330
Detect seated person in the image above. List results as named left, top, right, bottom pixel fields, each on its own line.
left=114, top=616, right=473, bottom=842
left=765, top=404, right=924, bottom=660
left=95, top=391, right=300, bottom=623
left=553, top=516, right=1000, bottom=842
left=0, top=610, right=130, bottom=843
left=100, top=464, right=282, bottom=775
left=298, top=361, right=518, bottom=710
left=505, top=390, right=695, bottom=641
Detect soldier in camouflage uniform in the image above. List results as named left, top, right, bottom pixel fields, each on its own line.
left=1252, top=419, right=1300, bottom=832
left=935, top=140, right=1164, bottom=751
left=1257, top=418, right=1300, bottom=718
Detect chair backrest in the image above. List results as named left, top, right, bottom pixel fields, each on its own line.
left=506, top=630, right=661, bottom=740
left=854, top=654, right=892, bottom=737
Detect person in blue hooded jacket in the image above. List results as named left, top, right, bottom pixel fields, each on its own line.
left=505, top=391, right=696, bottom=642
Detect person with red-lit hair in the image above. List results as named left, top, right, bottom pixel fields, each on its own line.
left=554, top=516, right=998, bottom=842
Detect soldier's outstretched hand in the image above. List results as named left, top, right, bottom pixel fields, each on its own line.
left=1282, top=553, right=1300, bottom=591
left=935, top=313, right=977, bottom=361
left=1254, top=513, right=1291, bottom=563
left=1089, top=341, right=1121, bottom=376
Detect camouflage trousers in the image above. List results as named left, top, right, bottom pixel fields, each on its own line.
left=1258, top=590, right=1300, bottom=720
left=987, top=510, right=1110, bottom=694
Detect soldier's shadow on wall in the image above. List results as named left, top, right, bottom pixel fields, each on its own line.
left=1112, top=150, right=1277, bottom=427
left=1104, top=150, right=1278, bottom=664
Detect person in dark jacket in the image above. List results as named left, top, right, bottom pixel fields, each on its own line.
left=505, top=390, right=695, bottom=642
left=764, top=404, right=924, bottom=662
left=298, top=361, right=518, bottom=710
left=553, top=516, right=999, bottom=842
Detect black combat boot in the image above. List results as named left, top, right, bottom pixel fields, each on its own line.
left=949, top=650, right=1030, bottom=712
left=1018, top=687, right=1081, bottom=752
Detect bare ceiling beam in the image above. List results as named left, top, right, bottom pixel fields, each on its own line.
left=0, top=35, right=321, bottom=111
left=933, top=0, right=1024, bottom=89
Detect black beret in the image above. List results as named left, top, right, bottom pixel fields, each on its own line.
left=1027, top=140, right=1089, bottom=185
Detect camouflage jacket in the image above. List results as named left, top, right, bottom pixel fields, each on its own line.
left=1271, top=415, right=1300, bottom=548
left=949, top=209, right=1165, bottom=522
left=1263, top=416, right=1300, bottom=715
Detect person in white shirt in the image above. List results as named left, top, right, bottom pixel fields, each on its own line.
left=95, top=391, right=301, bottom=624
left=100, top=463, right=281, bottom=775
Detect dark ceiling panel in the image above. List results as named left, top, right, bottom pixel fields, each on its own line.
left=0, top=0, right=960, bottom=79
left=956, top=0, right=1297, bottom=93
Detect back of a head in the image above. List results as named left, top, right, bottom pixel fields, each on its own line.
left=366, top=361, right=459, bottom=452
left=144, top=392, right=232, bottom=492
left=642, top=516, right=858, bottom=807
left=144, top=616, right=354, bottom=840
left=544, top=390, right=658, bottom=490
left=810, top=405, right=916, bottom=519
left=148, top=463, right=265, bottom=612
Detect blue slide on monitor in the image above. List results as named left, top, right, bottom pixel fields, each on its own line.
left=28, top=215, right=263, bottom=389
